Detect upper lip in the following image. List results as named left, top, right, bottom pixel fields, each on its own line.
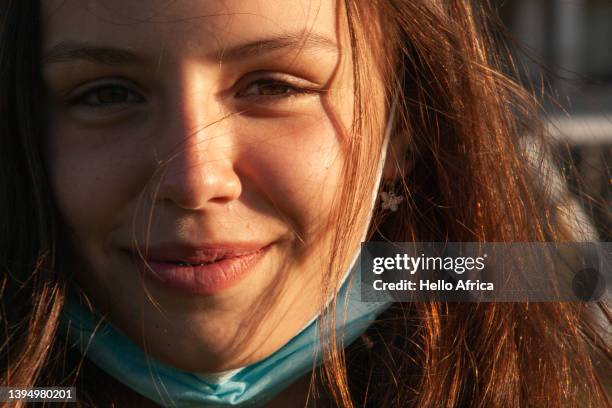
left=126, top=242, right=270, bottom=264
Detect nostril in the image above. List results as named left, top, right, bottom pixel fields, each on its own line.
left=153, top=159, right=242, bottom=210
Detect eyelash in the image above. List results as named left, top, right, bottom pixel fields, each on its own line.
left=235, top=78, right=314, bottom=99
left=71, top=84, right=145, bottom=107
left=69, top=76, right=314, bottom=109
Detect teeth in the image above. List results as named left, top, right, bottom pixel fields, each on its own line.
left=175, top=261, right=212, bottom=267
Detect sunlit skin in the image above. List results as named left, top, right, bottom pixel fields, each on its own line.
left=42, top=0, right=388, bottom=391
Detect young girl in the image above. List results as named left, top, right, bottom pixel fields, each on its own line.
left=1, top=0, right=610, bottom=407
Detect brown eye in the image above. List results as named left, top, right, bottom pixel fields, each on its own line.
left=77, top=85, right=145, bottom=107
left=237, top=79, right=305, bottom=98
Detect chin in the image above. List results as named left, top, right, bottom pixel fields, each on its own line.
left=142, top=334, right=269, bottom=373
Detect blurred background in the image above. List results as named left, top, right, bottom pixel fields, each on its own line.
left=493, top=0, right=611, bottom=241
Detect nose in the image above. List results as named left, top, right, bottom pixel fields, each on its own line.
left=154, top=78, right=241, bottom=210
left=157, top=140, right=242, bottom=210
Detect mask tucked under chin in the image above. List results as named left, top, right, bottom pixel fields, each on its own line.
left=61, top=265, right=391, bottom=407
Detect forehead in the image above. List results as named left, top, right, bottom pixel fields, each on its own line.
left=42, top=0, right=339, bottom=57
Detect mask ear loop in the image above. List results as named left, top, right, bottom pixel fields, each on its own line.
left=330, top=92, right=400, bottom=296
left=371, top=93, right=399, bottom=212
left=378, top=93, right=404, bottom=212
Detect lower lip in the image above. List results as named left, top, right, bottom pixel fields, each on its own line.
left=136, top=246, right=269, bottom=296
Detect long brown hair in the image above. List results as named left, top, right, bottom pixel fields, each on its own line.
left=1, top=0, right=610, bottom=407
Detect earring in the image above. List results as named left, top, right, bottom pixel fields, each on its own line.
left=380, top=187, right=404, bottom=212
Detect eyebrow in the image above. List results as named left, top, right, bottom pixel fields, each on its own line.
left=43, top=32, right=338, bottom=65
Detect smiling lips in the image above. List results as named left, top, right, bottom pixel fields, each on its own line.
left=131, top=243, right=270, bottom=296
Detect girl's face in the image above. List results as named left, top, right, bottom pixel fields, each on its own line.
left=43, top=0, right=382, bottom=372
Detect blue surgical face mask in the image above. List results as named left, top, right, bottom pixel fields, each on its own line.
left=62, top=268, right=391, bottom=408
left=60, top=102, right=398, bottom=408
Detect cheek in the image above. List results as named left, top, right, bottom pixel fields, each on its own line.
left=235, top=113, right=344, bottom=237
left=46, top=122, right=151, bottom=238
